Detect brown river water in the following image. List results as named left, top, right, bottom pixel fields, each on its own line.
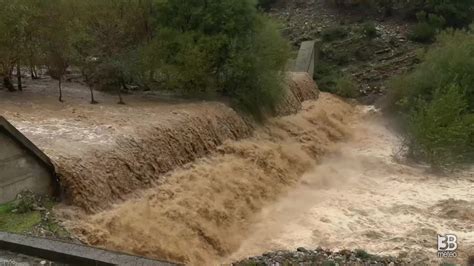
left=3, top=79, right=470, bottom=265
left=61, top=95, right=473, bottom=265
left=60, top=93, right=355, bottom=265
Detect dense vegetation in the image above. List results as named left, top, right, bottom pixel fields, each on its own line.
left=332, top=0, right=474, bottom=42
left=389, top=30, right=474, bottom=169
left=0, top=0, right=289, bottom=118
left=327, top=0, right=474, bottom=168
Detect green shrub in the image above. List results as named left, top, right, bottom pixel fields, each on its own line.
left=223, top=19, right=289, bottom=119
left=409, top=12, right=446, bottom=43
left=333, top=75, right=359, bottom=98
left=314, top=62, right=341, bottom=91
left=403, top=0, right=474, bottom=28
left=390, top=30, right=474, bottom=113
left=409, top=22, right=437, bottom=43
left=139, top=0, right=289, bottom=119
left=405, top=85, right=474, bottom=168
left=362, top=22, right=378, bottom=39
left=355, top=249, right=371, bottom=259
left=257, top=0, right=277, bottom=10
left=322, top=26, right=348, bottom=42
left=389, top=29, right=474, bottom=169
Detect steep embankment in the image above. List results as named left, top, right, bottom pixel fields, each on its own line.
left=62, top=92, right=355, bottom=265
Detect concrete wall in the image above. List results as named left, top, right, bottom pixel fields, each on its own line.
left=294, top=40, right=319, bottom=77
left=0, top=132, right=52, bottom=204
left=0, top=232, right=177, bottom=265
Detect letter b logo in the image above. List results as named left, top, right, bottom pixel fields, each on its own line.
left=438, top=234, right=458, bottom=251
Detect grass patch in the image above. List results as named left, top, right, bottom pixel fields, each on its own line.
left=0, top=193, right=70, bottom=238
left=0, top=202, right=41, bottom=234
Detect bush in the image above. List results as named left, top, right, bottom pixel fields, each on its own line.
left=362, top=22, right=378, bottom=39
left=404, top=0, right=474, bottom=28
left=355, top=249, right=371, bottom=260
left=14, top=191, right=37, bottom=214
left=390, top=30, right=474, bottom=112
left=333, top=75, right=359, bottom=98
left=142, top=0, right=289, bottom=119
left=389, top=29, right=474, bottom=169
left=314, top=62, right=341, bottom=90
left=258, top=0, right=277, bottom=10
left=408, top=22, right=436, bottom=43
left=409, top=12, right=445, bottom=43
left=322, top=26, right=348, bottom=42
left=223, top=19, right=289, bottom=119
left=405, top=85, right=474, bottom=168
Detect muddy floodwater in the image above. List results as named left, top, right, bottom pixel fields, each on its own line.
left=1, top=78, right=472, bottom=265
left=64, top=98, right=472, bottom=265
left=226, top=110, right=474, bottom=265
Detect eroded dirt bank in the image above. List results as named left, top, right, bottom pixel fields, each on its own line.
left=226, top=111, right=474, bottom=265
left=61, top=93, right=355, bottom=265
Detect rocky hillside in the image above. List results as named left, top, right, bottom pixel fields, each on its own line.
left=268, top=0, right=421, bottom=103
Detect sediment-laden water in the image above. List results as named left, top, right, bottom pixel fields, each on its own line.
left=62, top=93, right=354, bottom=265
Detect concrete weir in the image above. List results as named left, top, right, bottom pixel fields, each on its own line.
left=0, top=232, right=177, bottom=265
left=294, top=40, right=319, bottom=76
left=0, top=116, right=58, bottom=204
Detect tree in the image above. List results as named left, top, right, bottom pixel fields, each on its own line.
left=75, top=0, right=148, bottom=104
left=37, top=0, right=76, bottom=102
left=1, top=0, right=290, bottom=116
left=0, top=0, right=23, bottom=92
left=142, top=0, right=289, bottom=117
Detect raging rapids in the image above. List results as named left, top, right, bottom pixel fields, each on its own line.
left=58, top=77, right=357, bottom=265
left=4, top=71, right=472, bottom=265
left=53, top=73, right=318, bottom=212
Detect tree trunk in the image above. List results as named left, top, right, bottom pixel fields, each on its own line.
left=30, top=65, right=38, bottom=79
left=3, top=76, right=15, bottom=92
left=89, top=86, right=98, bottom=104
left=16, top=63, right=22, bottom=91
left=58, top=76, right=64, bottom=102
left=118, top=82, right=126, bottom=105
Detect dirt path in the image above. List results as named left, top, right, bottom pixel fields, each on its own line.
left=226, top=110, right=474, bottom=265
